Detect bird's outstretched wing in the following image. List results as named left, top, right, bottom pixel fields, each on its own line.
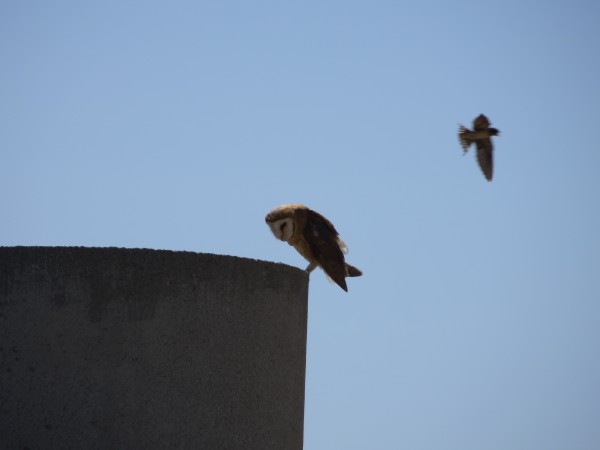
left=476, top=138, right=494, bottom=181
left=473, top=114, right=490, bottom=131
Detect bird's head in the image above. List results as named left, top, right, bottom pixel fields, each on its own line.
left=489, top=128, right=500, bottom=136
left=266, top=217, right=295, bottom=242
left=265, top=204, right=304, bottom=242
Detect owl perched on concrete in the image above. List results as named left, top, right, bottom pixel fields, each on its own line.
left=458, top=114, right=501, bottom=181
left=265, top=204, right=362, bottom=292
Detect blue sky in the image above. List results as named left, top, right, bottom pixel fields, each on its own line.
left=2, top=1, right=600, bottom=449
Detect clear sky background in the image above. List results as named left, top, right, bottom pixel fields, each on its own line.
left=2, top=1, right=599, bottom=449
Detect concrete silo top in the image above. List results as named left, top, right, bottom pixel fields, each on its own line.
left=0, top=246, right=309, bottom=450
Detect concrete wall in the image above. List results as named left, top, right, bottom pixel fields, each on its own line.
left=0, top=246, right=309, bottom=450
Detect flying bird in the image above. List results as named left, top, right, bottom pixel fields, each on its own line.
left=265, top=204, right=362, bottom=292
left=458, top=114, right=500, bottom=181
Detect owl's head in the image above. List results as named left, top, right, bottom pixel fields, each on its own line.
left=267, top=217, right=294, bottom=241
left=265, top=204, right=307, bottom=242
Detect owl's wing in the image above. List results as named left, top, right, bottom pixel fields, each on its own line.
left=476, top=138, right=494, bottom=181
left=473, top=114, right=490, bottom=131
left=304, top=210, right=349, bottom=291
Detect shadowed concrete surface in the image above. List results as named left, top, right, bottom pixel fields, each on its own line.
left=0, top=246, right=308, bottom=450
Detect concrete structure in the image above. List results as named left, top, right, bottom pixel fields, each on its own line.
left=0, top=246, right=308, bottom=450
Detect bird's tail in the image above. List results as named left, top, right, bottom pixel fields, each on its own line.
left=345, top=263, right=362, bottom=278
left=458, top=125, right=471, bottom=153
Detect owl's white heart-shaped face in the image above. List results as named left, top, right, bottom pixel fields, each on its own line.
left=268, top=218, right=294, bottom=242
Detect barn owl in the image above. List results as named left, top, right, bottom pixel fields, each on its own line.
left=458, top=114, right=500, bottom=181
left=265, top=204, right=362, bottom=292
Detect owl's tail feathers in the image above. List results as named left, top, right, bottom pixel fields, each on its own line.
left=346, top=263, right=362, bottom=277
left=458, top=126, right=471, bottom=153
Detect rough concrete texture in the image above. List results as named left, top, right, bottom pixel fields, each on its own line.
left=0, top=246, right=308, bottom=450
